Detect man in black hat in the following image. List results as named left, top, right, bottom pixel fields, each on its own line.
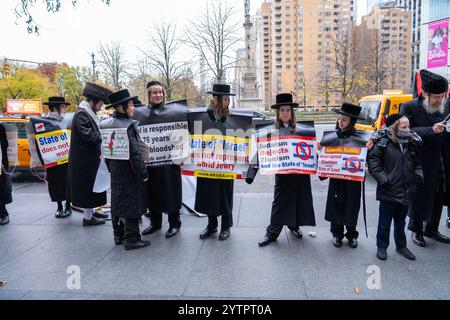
left=42, top=96, right=72, bottom=218
left=322, top=102, right=366, bottom=248
left=196, top=84, right=237, bottom=241
left=138, top=80, right=183, bottom=239
left=400, top=69, right=450, bottom=246
left=68, top=82, right=112, bottom=226
left=101, top=89, right=150, bottom=250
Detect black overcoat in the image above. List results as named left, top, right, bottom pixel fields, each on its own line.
left=400, top=98, right=449, bottom=222
left=0, top=124, right=12, bottom=206
left=68, top=108, right=106, bottom=208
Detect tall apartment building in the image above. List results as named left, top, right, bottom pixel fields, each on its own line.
left=354, top=5, right=412, bottom=92
left=259, top=0, right=355, bottom=108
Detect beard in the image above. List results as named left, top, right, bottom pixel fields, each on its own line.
left=423, top=97, right=446, bottom=114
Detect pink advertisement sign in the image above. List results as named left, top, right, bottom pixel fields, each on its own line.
left=427, top=19, right=449, bottom=69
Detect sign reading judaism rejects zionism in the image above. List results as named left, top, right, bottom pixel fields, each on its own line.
left=181, top=108, right=253, bottom=180
left=133, top=100, right=189, bottom=166
left=255, top=121, right=317, bottom=175
left=27, top=116, right=73, bottom=168
left=317, top=130, right=372, bottom=182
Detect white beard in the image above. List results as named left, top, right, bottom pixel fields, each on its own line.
left=423, top=98, right=446, bottom=114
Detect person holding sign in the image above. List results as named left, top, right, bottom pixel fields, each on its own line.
left=368, top=114, right=423, bottom=261
left=0, top=123, right=12, bottom=226
left=196, top=84, right=237, bottom=241
left=68, top=82, right=112, bottom=227
left=319, top=103, right=366, bottom=249
left=101, top=89, right=150, bottom=250
left=249, top=93, right=316, bottom=247
left=140, top=81, right=183, bottom=239
left=42, top=97, right=72, bottom=218
left=400, top=70, right=450, bottom=247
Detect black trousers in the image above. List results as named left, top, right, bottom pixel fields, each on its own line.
left=207, top=213, right=233, bottom=231
left=409, top=192, right=445, bottom=234
left=0, top=205, right=8, bottom=218
left=331, top=223, right=359, bottom=240
left=266, top=224, right=298, bottom=239
left=150, top=211, right=181, bottom=229
left=112, top=216, right=141, bottom=243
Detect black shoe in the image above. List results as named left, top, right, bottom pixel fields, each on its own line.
left=114, top=236, right=125, bottom=245
left=141, top=225, right=161, bottom=236
left=93, top=212, right=108, bottom=219
left=0, top=215, right=10, bottom=225
left=348, top=238, right=358, bottom=249
left=82, top=217, right=105, bottom=226
left=258, top=236, right=276, bottom=247
left=377, top=248, right=387, bottom=260
left=424, top=231, right=450, bottom=244
left=54, top=209, right=64, bottom=218
left=411, top=232, right=426, bottom=247
left=396, top=247, right=416, bottom=260
left=124, top=240, right=151, bottom=251
left=289, top=228, right=303, bottom=239
left=218, top=228, right=231, bottom=241
left=333, top=237, right=342, bottom=248
left=199, top=227, right=217, bottom=240
left=165, top=227, right=180, bottom=238
left=60, top=209, right=72, bottom=218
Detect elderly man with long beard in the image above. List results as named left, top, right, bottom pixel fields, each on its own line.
left=400, top=69, right=450, bottom=247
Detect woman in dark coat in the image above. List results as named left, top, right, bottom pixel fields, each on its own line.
left=196, top=84, right=237, bottom=241
left=68, top=82, right=112, bottom=226
left=320, top=103, right=365, bottom=249
left=102, top=89, right=150, bottom=251
left=141, top=81, right=183, bottom=239
left=251, top=93, right=316, bottom=247
left=42, top=97, right=72, bottom=218
left=368, top=114, right=423, bottom=261
left=0, top=123, right=12, bottom=226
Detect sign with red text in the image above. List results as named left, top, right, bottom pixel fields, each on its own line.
left=317, top=146, right=367, bottom=181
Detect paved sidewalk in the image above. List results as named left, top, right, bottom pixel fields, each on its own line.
left=0, top=174, right=449, bottom=300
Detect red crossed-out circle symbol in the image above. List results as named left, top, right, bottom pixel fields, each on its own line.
left=296, top=141, right=311, bottom=160
left=345, top=156, right=362, bottom=173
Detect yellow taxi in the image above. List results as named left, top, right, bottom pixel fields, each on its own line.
left=355, top=90, right=413, bottom=131
left=0, top=115, right=31, bottom=170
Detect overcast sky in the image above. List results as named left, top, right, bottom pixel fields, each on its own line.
left=0, top=0, right=366, bottom=69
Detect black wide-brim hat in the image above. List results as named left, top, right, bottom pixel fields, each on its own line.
left=271, top=93, right=299, bottom=109
left=106, top=89, right=138, bottom=109
left=132, top=96, right=145, bottom=107
left=420, top=69, right=449, bottom=94
left=207, top=84, right=236, bottom=96
left=332, top=102, right=365, bottom=120
left=83, top=82, right=113, bottom=104
left=43, top=96, right=71, bottom=106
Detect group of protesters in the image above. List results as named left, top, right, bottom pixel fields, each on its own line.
left=0, top=69, right=449, bottom=260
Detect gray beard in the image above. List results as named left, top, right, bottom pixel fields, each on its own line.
left=423, top=98, right=445, bottom=114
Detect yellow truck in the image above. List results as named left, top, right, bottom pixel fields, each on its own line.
left=355, top=90, right=413, bottom=131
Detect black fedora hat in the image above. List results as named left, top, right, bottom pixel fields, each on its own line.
left=420, top=69, right=449, bottom=95
left=207, top=84, right=235, bottom=96
left=106, top=89, right=138, bottom=109
left=332, top=102, right=365, bottom=120
left=132, top=96, right=145, bottom=107
left=271, top=93, right=299, bottom=109
left=43, top=96, right=71, bottom=106
left=83, top=82, right=113, bottom=104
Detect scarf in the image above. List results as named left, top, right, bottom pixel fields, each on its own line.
left=45, top=111, right=64, bottom=121
left=79, top=100, right=100, bottom=128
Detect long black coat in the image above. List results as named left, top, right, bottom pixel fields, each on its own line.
left=368, top=135, right=423, bottom=206
left=68, top=108, right=106, bottom=208
left=147, top=165, right=182, bottom=214
left=195, top=177, right=234, bottom=216
left=400, top=98, right=448, bottom=222
left=323, top=129, right=362, bottom=227
left=47, top=163, right=68, bottom=202
left=0, top=124, right=12, bottom=206
left=271, top=174, right=316, bottom=227
left=106, top=115, right=148, bottom=219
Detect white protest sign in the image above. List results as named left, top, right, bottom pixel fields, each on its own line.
left=317, top=146, right=367, bottom=182
left=100, top=128, right=130, bottom=160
